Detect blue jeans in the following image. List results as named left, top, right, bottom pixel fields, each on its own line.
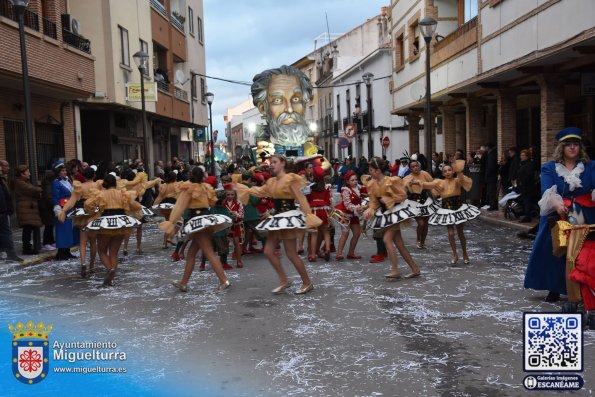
left=0, top=214, right=17, bottom=255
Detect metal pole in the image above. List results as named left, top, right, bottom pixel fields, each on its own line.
left=366, top=84, right=373, bottom=158
left=208, top=103, right=215, bottom=176
left=139, top=68, right=150, bottom=177
left=16, top=6, right=36, bottom=185
left=424, top=36, right=432, bottom=173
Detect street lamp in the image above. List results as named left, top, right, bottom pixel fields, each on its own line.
left=419, top=16, right=437, bottom=173
left=362, top=72, right=374, bottom=159
left=133, top=50, right=150, bottom=177
left=204, top=92, right=215, bottom=176
left=10, top=0, right=36, bottom=184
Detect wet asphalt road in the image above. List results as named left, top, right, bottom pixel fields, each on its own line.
left=1, top=219, right=593, bottom=397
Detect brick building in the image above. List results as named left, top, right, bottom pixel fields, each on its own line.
left=390, top=0, right=595, bottom=164
left=71, top=0, right=208, bottom=169
left=0, top=0, right=94, bottom=179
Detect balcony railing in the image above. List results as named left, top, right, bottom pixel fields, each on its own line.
left=150, top=0, right=166, bottom=17
left=170, top=12, right=184, bottom=32
left=429, top=16, right=478, bottom=67
left=62, top=29, right=91, bottom=54
left=174, top=87, right=188, bottom=101
left=157, top=80, right=169, bottom=92
left=433, top=16, right=477, bottom=53
left=42, top=17, right=56, bottom=39
left=0, top=0, right=40, bottom=31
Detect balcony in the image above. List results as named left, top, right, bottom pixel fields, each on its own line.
left=431, top=16, right=477, bottom=67
left=170, top=11, right=184, bottom=32
left=42, top=17, right=56, bottom=39
left=62, top=29, right=91, bottom=54
left=0, top=0, right=40, bottom=31
left=174, top=87, right=188, bottom=101
left=157, top=80, right=169, bottom=92
left=150, top=0, right=166, bottom=17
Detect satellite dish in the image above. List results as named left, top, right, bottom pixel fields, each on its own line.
left=410, top=82, right=426, bottom=102
left=175, top=70, right=187, bottom=86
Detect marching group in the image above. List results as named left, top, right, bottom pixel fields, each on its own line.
left=0, top=127, right=593, bottom=310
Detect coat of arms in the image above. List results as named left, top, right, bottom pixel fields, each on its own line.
left=8, top=321, right=52, bottom=385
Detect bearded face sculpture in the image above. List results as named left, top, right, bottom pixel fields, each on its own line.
left=251, top=66, right=313, bottom=147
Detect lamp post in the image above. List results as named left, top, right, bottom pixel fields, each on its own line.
left=11, top=0, right=36, bottom=184
left=204, top=92, right=215, bottom=176
left=362, top=72, right=374, bottom=159
left=419, top=16, right=437, bottom=173
left=133, top=50, right=150, bottom=177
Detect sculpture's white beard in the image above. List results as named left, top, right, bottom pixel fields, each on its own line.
left=268, top=112, right=311, bottom=147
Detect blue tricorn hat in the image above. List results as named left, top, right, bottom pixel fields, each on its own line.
left=555, top=127, right=583, bottom=143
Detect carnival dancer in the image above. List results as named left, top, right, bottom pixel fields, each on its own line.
left=306, top=166, right=332, bottom=262
left=235, top=154, right=322, bottom=294
left=211, top=190, right=233, bottom=270
left=152, top=171, right=179, bottom=249
left=51, top=160, right=79, bottom=260
left=525, top=127, right=595, bottom=308
left=123, top=169, right=161, bottom=255
left=333, top=170, right=367, bottom=260
left=240, top=172, right=264, bottom=254
left=363, top=158, right=420, bottom=279
left=402, top=159, right=441, bottom=249
left=412, top=160, right=480, bottom=265
left=223, top=183, right=245, bottom=268
left=160, top=167, right=232, bottom=292
left=58, top=167, right=102, bottom=277
left=84, top=174, right=142, bottom=286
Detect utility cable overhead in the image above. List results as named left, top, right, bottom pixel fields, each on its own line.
left=199, top=72, right=391, bottom=89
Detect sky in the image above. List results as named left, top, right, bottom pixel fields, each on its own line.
left=203, top=0, right=389, bottom=143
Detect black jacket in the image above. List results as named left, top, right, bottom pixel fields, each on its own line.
left=0, top=177, right=13, bottom=215
left=485, top=148, right=498, bottom=182
left=515, top=159, right=534, bottom=195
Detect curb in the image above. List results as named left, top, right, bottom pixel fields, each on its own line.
left=478, top=211, right=536, bottom=232
left=17, top=246, right=80, bottom=268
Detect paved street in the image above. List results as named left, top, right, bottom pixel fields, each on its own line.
left=1, top=219, right=593, bottom=397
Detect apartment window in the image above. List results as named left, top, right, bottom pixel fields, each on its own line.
left=119, top=26, right=130, bottom=66
left=394, top=29, right=405, bottom=70
left=408, top=20, right=420, bottom=61
left=190, top=75, right=197, bottom=99
left=200, top=78, right=206, bottom=103
left=336, top=94, right=341, bottom=126
left=461, top=0, right=478, bottom=23
left=345, top=89, right=351, bottom=120
left=188, top=7, right=194, bottom=35
left=197, top=16, right=203, bottom=44
left=139, top=40, right=148, bottom=75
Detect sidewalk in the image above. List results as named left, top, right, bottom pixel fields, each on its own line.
left=478, top=207, right=538, bottom=231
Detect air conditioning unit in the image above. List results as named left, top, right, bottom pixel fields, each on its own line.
left=61, top=14, right=81, bottom=35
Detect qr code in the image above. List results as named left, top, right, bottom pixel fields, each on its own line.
left=524, top=313, right=582, bottom=372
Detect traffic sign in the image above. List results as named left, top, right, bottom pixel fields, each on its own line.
left=344, top=123, right=356, bottom=138
left=338, top=137, right=350, bottom=149
left=382, top=136, right=390, bottom=149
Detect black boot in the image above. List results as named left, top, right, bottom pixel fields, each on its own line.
left=545, top=292, right=560, bottom=303
left=22, top=245, right=39, bottom=255
left=6, top=252, right=24, bottom=262
left=55, top=248, right=71, bottom=260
